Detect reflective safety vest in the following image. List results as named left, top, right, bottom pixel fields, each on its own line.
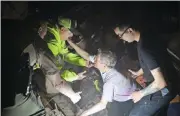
left=46, top=26, right=86, bottom=67
left=44, top=25, right=86, bottom=82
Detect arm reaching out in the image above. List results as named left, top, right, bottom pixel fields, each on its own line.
left=131, top=46, right=167, bottom=103
left=140, top=67, right=167, bottom=97
left=78, top=98, right=108, bottom=116
left=67, top=39, right=90, bottom=61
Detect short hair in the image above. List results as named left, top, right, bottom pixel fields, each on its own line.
left=114, top=24, right=131, bottom=32
left=97, top=49, right=117, bottom=68
left=113, top=21, right=140, bottom=32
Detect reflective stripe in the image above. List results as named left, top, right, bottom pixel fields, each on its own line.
left=33, top=63, right=40, bottom=70
left=93, top=80, right=101, bottom=92
left=60, top=70, right=78, bottom=82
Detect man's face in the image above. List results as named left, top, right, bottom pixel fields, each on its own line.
left=60, top=27, right=73, bottom=40
left=114, top=27, right=135, bottom=43
left=94, top=55, right=105, bottom=71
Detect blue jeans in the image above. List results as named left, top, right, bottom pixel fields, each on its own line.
left=129, top=91, right=175, bottom=116
left=107, top=100, right=134, bottom=116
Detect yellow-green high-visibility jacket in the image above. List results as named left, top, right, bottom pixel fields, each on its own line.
left=45, top=25, right=86, bottom=82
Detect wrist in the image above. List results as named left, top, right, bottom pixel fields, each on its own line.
left=136, top=70, right=140, bottom=75
left=85, top=61, right=89, bottom=67
left=139, top=90, right=144, bottom=97
left=67, top=39, right=73, bottom=43
left=77, top=72, right=81, bottom=77
left=137, top=71, right=142, bottom=76
left=76, top=75, right=81, bottom=80
left=83, top=111, right=89, bottom=116
left=67, top=39, right=71, bottom=43
left=138, top=69, right=143, bottom=76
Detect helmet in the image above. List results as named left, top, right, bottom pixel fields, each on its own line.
left=58, top=17, right=77, bottom=29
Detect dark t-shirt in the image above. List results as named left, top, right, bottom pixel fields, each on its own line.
left=137, top=32, right=178, bottom=90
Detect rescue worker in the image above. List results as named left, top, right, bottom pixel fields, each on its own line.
left=114, top=24, right=179, bottom=116
left=23, top=17, right=88, bottom=104
left=23, top=39, right=85, bottom=104
left=38, top=17, right=89, bottom=82
left=66, top=39, right=138, bottom=116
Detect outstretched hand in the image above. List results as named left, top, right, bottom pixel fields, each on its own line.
left=128, top=69, right=139, bottom=79
left=78, top=71, right=87, bottom=80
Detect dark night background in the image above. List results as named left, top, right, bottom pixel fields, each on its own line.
left=1, top=1, right=180, bottom=110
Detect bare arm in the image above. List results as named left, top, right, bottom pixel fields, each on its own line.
left=79, top=82, right=114, bottom=116
left=140, top=67, right=167, bottom=97
left=138, top=47, right=167, bottom=97
left=80, top=98, right=108, bottom=116
left=137, top=68, right=144, bottom=76
left=67, top=39, right=90, bottom=61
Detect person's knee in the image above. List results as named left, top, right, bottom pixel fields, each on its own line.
left=129, top=110, right=140, bottom=116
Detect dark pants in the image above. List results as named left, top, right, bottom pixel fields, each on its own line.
left=129, top=91, right=175, bottom=116
left=107, top=100, right=134, bottom=116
